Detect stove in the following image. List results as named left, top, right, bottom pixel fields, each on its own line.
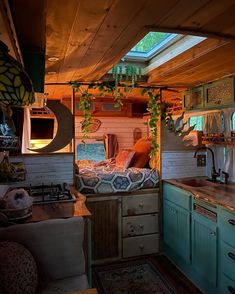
left=22, top=183, right=76, bottom=205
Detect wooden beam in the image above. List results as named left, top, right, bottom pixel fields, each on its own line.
left=145, top=25, right=235, bottom=41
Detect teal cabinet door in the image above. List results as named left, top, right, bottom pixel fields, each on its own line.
left=192, top=213, right=217, bottom=287
left=163, top=199, right=190, bottom=263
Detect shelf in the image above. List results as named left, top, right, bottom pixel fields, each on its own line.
left=202, top=141, right=235, bottom=146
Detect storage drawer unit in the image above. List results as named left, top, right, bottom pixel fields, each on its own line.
left=221, top=241, right=235, bottom=281
left=123, top=234, right=159, bottom=258
left=122, top=193, right=158, bottom=216
left=122, top=214, right=158, bottom=237
left=220, top=274, right=235, bottom=294
left=219, top=208, right=235, bottom=246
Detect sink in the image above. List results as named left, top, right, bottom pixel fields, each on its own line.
left=178, top=178, right=216, bottom=187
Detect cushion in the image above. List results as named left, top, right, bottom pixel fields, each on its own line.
left=115, top=149, right=135, bottom=168
left=0, top=241, right=38, bottom=294
left=131, top=138, right=152, bottom=168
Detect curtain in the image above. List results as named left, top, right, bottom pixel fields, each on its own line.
left=21, top=107, right=31, bottom=153
left=103, top=134, right=118, bottom=159
left=203, top=111, right=222, bottom=134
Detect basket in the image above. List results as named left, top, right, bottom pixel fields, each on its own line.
left=0, top=162, right=26, bottom=183
left=0, top=205, right=32, bottom=221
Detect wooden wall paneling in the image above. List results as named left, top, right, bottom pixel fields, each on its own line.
left=10, top=154, right=74, bottom=185
left=74, top=117, right=148, bottom=155
left=87, top=0, right=180, bottom=81
left=51, top=0, right=115, bottom=83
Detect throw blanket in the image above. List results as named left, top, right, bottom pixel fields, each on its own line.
left=75, top=160, right=159, bottom=194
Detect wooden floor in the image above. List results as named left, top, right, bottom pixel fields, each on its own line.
left=149, top=254, right=202, bottom=294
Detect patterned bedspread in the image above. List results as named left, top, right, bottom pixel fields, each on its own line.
left=75, top=160, right=159, bottom=194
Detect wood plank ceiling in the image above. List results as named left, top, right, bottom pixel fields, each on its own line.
left=7, top=0, right=235, bottom=100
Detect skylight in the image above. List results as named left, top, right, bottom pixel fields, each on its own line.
left=131, top=32, right=172, bottom=53
left=126, top=32, right=180, bottom=61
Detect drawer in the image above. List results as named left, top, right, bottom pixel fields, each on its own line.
left=122, top=214, right=158, bottom=237
left=122, top=193, right=158, bottom=216
left=122, top=234, right=159, bottom=258
left=220, top=274, right=235, bottom=294
left=163, top=182, right=191, bottom=210
left=221, top=241, right=235, bottom=281
left=219, top=208, right=235, bottom=246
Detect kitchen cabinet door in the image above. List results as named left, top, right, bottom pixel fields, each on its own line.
left=192, top=213, right=217, bottom=287
left=163, top=199, right=190, bottom=263
left=182, top=86, right=204, bottom=110
left=86, top=196, right=121, bottom=263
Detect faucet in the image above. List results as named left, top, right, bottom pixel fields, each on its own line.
left=194, top=146, right=220, bottom=183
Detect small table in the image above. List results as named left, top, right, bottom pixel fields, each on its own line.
left=69, top=288, right=98, bottom=294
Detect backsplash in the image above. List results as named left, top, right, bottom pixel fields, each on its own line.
left=162, top=151, right=206, bottom=179
left=0, top=153, right=74, bottom=196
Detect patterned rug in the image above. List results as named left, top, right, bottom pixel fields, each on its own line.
left=93, top=259, right=175, bottom=294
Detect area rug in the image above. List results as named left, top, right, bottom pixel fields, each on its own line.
left=93, top=259, right=175, bottom=294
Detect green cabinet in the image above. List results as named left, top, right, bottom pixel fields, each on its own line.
left=182, top=77, right=235, bottom=110
left=192, top=212, right=218, bottom=287
left=163, top=200, right=190, bottom=263
left=183, top=86, right=204, bottom=110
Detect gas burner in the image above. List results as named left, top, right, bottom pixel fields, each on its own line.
left=22, top=183, right=76, bottom=205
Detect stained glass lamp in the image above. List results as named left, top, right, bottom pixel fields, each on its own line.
left=0, top=41, right=35, bottom=106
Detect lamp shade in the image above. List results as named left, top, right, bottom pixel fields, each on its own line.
left=0, top=41, right=35, bottom=106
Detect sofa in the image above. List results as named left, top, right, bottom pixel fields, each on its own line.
left=0, top=217, right=89, bottom=293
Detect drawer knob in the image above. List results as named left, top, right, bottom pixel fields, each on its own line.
left=228, top=252, right=235, bottom=261
left=228, top=219, right=235, bottom=226
left=139, top=202, right=144, bottom=208
left=139, top=244, right=144, bottom=250
left=139, top=224, right=144, bottom=229
left=228, top=286, right=235, bottom=294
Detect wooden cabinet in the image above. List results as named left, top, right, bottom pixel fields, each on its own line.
left=183, top=86, right=204, bottom=110
left=86, top=189, right=159, bottom=264
left=86, top=195, right=122, bottom=263
left=122, top=192, right=159, bottom=258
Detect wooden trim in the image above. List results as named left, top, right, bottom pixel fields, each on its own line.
left=146, top=25, right=235, bottom=42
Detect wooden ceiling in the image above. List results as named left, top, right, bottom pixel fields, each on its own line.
left=4, top=0, right=235, bottom=101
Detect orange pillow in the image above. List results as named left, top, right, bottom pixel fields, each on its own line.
left=116, top=149, right=135, bottom=168
left=131, top=138, right=152, bottom=168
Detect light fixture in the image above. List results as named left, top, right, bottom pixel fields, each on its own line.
left=0, top=41, right=35, bottom=106
left=47, top=71, right=57, bottom=75
left=48, top=56, right=59, bottom=62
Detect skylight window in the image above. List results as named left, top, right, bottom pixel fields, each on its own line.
left=126, top=32, right=181, bottom=61
left=131, top=32, right=172, bottom=53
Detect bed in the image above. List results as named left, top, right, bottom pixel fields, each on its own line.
left=75, top=138, right=159, bottom=194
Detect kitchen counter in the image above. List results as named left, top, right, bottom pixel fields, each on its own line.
left=25, top=186, right=91, bottom=223
left=164, top=177, right=235, bottom=212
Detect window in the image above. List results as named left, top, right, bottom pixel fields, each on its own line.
left=188, top=115, right=204, bottom=131
left=231, top=112, right=235, bottom=130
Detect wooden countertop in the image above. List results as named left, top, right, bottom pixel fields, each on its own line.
left=164, top=177, right=235, bottom=212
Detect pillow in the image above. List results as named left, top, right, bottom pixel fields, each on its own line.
left=0, top=241, right=38, bottom=294
left=115, top=149, right=135, bottom=168
left=131, top=138, right=152, bottom=168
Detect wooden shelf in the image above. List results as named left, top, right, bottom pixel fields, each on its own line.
left=202, top=136, right=235, bottom=146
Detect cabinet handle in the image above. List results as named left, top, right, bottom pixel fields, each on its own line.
left=210, top=231, right=216, bottom=236
left=139, top=224, right=144, bottom=229
left=228, top=219, right=235, bottom=226
left=139, top=244, right=144, bottom=250
left=139, top=202, right=144, bottom=208
left=228, top=252, right=235, bottom=261
left=228, top=286, right=235, bottom=294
